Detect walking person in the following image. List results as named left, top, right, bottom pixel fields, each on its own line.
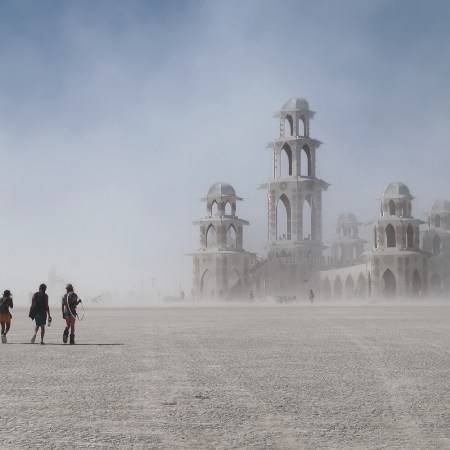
left=61, top=283, right=82, bottom=345
left=31, top=284, right=52, bottom=345
left=0, top=290, right=13, bottom=343
left=308, top=289, right=315, bottom=304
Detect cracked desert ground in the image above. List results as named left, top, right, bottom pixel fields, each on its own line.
left=1, top=303, right=449, bottom=449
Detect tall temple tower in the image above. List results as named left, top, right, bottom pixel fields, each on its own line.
left=366, top=182, right=427, bottom=298
left=265, top=98, right=329, bottom=295
left=191, top=182, right=250, bottom=299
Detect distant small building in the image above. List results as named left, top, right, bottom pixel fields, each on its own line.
left=329, top=213, right=366, bottom=267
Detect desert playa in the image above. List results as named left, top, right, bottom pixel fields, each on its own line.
left=1, top=303, right=449, bottom=449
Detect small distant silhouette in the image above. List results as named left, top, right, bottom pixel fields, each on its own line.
left=308, top=289, right=315, bottom=304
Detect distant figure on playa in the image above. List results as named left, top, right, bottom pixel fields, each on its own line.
left=31, top=284, right=52, bottom=345
left=308, top=289, right=315, bottom=304
left=62, top=283, right=82, bottom=345
left=248, top=290, right=254, bottom=300
left=0, top=290, right=13, bottom=343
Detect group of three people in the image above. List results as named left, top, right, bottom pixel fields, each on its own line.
left=0, top=283, right=82, bottom=345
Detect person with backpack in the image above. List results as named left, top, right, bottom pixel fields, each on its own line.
left=0, top=290, right=13, bottom=343
left=61, top=283, right=82, bottom=345
left=31, top=283, right=52, bottom=345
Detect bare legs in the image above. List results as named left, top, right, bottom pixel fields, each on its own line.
left=65, top=316, right=75, bottom=334
left=1, top=321, right=10, bottom=343
left=64, top=316, right=76, bottom=344
left=31, top=325, right=44, bottom=344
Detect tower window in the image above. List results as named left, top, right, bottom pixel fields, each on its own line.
left=284, top=115, right=293, bottom=137
left=381, top=269, right=396, bottom=297
left=303, top=195, right=312, bottom=240
left=299, top=116, right=307, bottom=137
left=206, top=225, right=217, bottom=248
left=406, top=224, right=414, bottom=248
left=227, top=225, right=237, bottom=248
left=385, top=224, right=396, bottom=247
left=280, top=144, right=292, bottom=176
left=300, top=146, right=311, bottom=177
left=433, top=234, right=441, bottom=255
left=211, top=201, right=218, bottom=216
left=276, top=194, right=291, bottom=240
left=388, top=200, right=395, bottom=216
left=435, top=214, right=441, bottom=228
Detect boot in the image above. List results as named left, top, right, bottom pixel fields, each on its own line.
left=63, top=327, right=69, bottom=344
left=70, top=334, right=75, bottom=345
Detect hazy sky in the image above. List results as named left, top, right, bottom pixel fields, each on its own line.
left=1, top=0, right=449, bottom=301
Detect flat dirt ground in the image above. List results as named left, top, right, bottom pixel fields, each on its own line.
left=1, top=303, right=449, bottom=449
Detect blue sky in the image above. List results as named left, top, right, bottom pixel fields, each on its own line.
left=1, top=0, right=450, bottom=301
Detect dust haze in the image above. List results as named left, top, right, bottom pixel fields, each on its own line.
left=1, top=2, right=449, bottom=303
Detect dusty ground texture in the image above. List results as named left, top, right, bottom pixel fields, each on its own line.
left=1, top=304, right=449, bottom=449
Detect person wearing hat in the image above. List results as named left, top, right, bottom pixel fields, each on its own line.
left=61, top=283, right=82, bottom=344
left=0, top=290, right=13, bottom=343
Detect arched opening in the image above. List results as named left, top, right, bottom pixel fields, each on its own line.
left=228, top=269, right=242, bottom=298
left=280, top=144, right=292, bottom=177
left=206, top=225, right=217, bottom=248
left=303, top=195, right=312, bottom=240
left=412, top=270, right=422, bottom=296
left=337, top=244, right=344, bottom=262
left=385, top=224, right=396, bottom=248
left=200, top=270, right=213, bottom=298
left=277, top=194, right=291, bottom=240
left=381, top=269, right=396, bottom=298
left=345, top=275, right=355, bottom=298
left=406, top=224, right=414, bottom=248
left=435, top=214, right=441, bottom=228
left=356, top=274, right=367, bottom=299
left=284, top=115, right=293, bottom=137
left=433, top=234, right=441, bottom=255
left=334, top=277, right=343, bottom=299
left=388, top=200, right=395, bottom=216
left=224, top=201, right=232, bottom=216
left=323, top=278, right=331, bottom=299
left=300, top=146, right=311, bottom=177
left=211, top=201, right=218, bottom=216
left=298, top=116, right=306, bottom=137
left=430, top=273, right=442, bottom=296
left=374, top=226, right=378, bottom=249
left=352, top=245, right=358, bottom=262
left=226, top=225, right=237, bottom=248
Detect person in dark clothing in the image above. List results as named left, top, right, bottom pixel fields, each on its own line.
left=0, top=290, right=13, bottom=343
left=31, top=284, right=52, bottom=345
left=61, top=283, right=82, bottom=344
left=308, top=289, right=315, bottom=304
